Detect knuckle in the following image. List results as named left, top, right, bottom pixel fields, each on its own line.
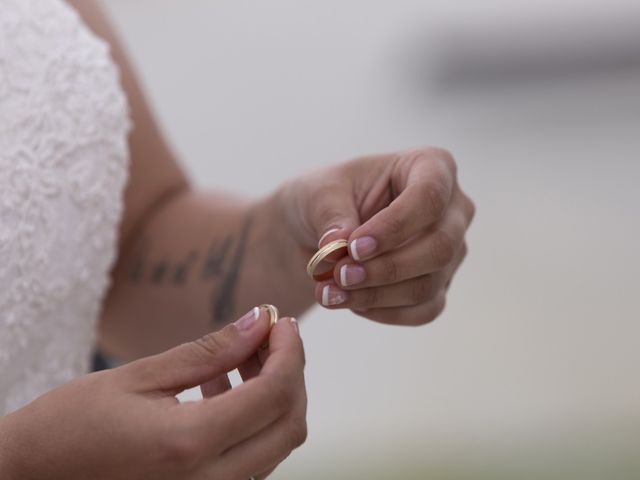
left=410, top=276, right=436, bottom=305
left=436, top=147, right=457, bottom=174
left=397, top=148, right=426, bottom=164
left=421, top=181, right=449, bottom=220
left=309, top=180, right=345, bottom=222
left=430, top=230, right=456, bottom=268
left=382, top=214, right=406, bottom=240
left=379, top=256, right=399, bottom=283
left=192, top=330, right=230, bottom=359
left=434, top=292, right=447, bottom=318
left=360, top=286, right=381, bottom=307
left=158, top=428, right=204, bottom=468
left=288, top=417, right=309, bottom=449
left=413, top=147, right=457, bottom=173
left=367, top=310, right=396, bottom=325
left=461, top=242, right=469, bottom=261
left=462, top=192, right=476, bottom=222
left=314, top=201, right=342, bottom=225
left=468, top=198, right=476, bottom=222
left=412, top=313, right=435, bottom=326
left=420, top=292, right=447, bottom=325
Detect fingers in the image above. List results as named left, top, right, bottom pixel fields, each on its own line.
left=348, top=148, right=457, bottom=261
left=317, top=244, right=467, bottom=313
left=127, top=307, right=271, bottom=393
left=259, top=317, right=305, bottom=378
left=317, top=273, right=446, bottom=309
left=254, top=466, right=277, bottom=480
left=203, top=335, right=272, bottom=398
left=200, top=374, right=232, bottom=398
left=217, top=327, right=306, bottom=479
left=188, top=317, right=305, bottom=453
left=237, top=353, right=262, bottom=382
left=356, top=290, right=448, bottom=326
left=335, top=189, right=473, bottom=289
left=446, top=242, right=468, bottom=290
left=215, top=406, right=307, bottom=480
left=302, top=175, right=360, bottom=247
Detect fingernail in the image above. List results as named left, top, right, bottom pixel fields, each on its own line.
left=321, top=285, right=347, bottom=306
left=350, top=236, right=377, bottom=261
left=290, top=317, right=299, bottom=334
left=235, top=307, right=260, bottom=331
left=318, top=227, right=341, bottom=248
left=340, top=264, right=366, bottom=287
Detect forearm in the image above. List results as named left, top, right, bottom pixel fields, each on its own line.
left=0, top=415, right=22, bottom=479
left=100, top=188, right=314, bottom=360
left=66, top=0, right=315, bottom=360
left=0, top=441, right=17, bottom=479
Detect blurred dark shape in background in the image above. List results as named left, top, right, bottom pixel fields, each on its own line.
left=428, top=18, right=640, bottom=91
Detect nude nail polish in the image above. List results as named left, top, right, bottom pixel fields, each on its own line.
left=340, top=264, right=366, bottom=287
left=350, top=236, right=377, bottom=261
left=235, top=307, right=260, bottom=331
left=321, top=285, right=347, bottom=306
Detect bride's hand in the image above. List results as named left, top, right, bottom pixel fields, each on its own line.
left=279, top=147, right=475, bottom=326
left=0, top=309, right=306, bottom=480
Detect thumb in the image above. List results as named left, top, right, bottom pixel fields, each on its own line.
left=129, top=307, right=271, bottom=392
left=308, top=183, right=360, bottom=248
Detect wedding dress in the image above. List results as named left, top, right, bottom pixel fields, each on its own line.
left=0, top=0, right=130, bottom=415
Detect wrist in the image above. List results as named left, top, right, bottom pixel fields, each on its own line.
left=254, top=187, right=308, bottom=274
left=252, top=187, right=315, bottom=311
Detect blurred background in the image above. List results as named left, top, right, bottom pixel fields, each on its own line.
left=99, top=1, right=640, bottom=478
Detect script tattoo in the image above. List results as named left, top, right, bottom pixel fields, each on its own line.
left=202, top=237, right=233, bottom=280
left=151, top=260, right=170, bottom=284
left=174, top=251, right=199, bottom=285
left=128, top=239, right=149, bottom=283
left=125, top=216, right=253, bottom=326
left=210, top=216, right=252, bottom=326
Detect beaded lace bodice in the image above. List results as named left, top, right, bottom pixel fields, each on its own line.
left=0, top=0, right=130, bottom=415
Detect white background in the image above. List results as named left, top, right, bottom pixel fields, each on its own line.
left=99, top=1, right=640, bottom=478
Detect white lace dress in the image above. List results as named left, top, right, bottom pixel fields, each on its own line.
left=0, top=0, right=130, bottom=415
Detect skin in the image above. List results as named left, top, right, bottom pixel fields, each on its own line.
left=0, top=310, right=306, bottom=480
left=0, top=1, right=475, bottom=478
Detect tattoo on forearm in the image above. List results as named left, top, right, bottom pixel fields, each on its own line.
left=202, top=237, right=233, bottom=280
left=151, top=260, right=170, bottom=284
left=125, top=215, right=253, bottom=326
left=128, top=239, right=149, bottom=283
left=210, top=216, right=253, bottom=326
left=173, top=251, right=199, bottom=285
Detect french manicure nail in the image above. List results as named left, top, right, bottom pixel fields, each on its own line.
left=318, top=228, right=341, bottom=248
left=235, top=307, right=260, bottom=331
left=350, top=236, right=377, bottom=261
left=321, top=285, right=347, bottom=306
left=340, top=264, right=366, bottom=287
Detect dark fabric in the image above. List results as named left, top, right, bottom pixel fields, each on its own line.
left=91, top=350, right=111, bottom=372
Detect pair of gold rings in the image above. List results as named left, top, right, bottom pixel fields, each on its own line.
left=260, top=237, right=347, bottom=329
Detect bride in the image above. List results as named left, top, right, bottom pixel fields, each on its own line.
left=0, top=1, right=474, bottom=478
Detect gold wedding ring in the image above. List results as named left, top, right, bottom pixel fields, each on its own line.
left=306, top=239, right=349, bottom=281
left=259, top=304, right=279, bottom=350
left=259, top=304, right=279, bottom=329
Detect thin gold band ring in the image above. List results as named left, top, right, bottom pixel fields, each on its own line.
left=259, top=304, right=279, bottom=329
left=306, top=239, right=349, bottom=281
